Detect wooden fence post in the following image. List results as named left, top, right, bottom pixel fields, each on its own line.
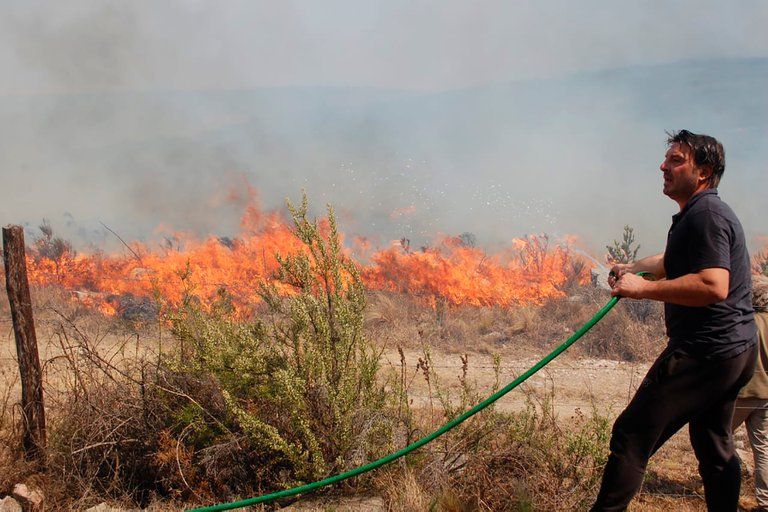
left=2, top=225, right=46, bottom=462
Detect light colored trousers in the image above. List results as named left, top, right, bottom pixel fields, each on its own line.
left=733, top=398, right=768, bottom=507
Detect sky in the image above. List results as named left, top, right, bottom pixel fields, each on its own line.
left=1, top=1, right=767, bottom=256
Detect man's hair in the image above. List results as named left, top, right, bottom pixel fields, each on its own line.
left=754, top=274, right=768, bottom=313
left=666, top=130, right=726, bottom=188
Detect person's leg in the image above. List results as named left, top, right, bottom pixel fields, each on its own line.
left=689, top=398, right=742, bottom=511
left=732, top=399, right=758, bottom=500
left=689, top=346, right=756, bottom=512
left=733, top=398, right=753, bottom=430
left=592, top=345, right=756, bottom=512
left=590, top=401, right=687, bottom=511
left=591, top=348, right=697, bottom=512
left=745, top=400, right=768, bottom=508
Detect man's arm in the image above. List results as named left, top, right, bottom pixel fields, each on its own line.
left=628, top=253, right=666, bottom=279
left=612, top=267, right=730, bottom=307
left=608, top=253, right=666, bottom=287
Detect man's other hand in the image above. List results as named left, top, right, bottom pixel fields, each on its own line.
left=608, top=263, right=632, bottom=289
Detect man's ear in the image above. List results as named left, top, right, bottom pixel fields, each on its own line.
left=698, top=165, right=714, bottom=186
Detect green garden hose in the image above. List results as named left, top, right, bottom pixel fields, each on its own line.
left=191, top=277, right=642, bottom=511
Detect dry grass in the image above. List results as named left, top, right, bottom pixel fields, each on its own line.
left=0, top=281, right=175, bottom=509
left=366, top=286, right=665, bottom=362
left=0, top=281, right=751, bottom=511
left=0, top=366, right=30, bottom=493
left=376, top=467, right=436, bottom=511
left=373, top=378, right=611, bottom=512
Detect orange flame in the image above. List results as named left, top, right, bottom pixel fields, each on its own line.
left=24, top=192, right=591, bottom=315
left=26, top=200, right=305, bottom=318
left=363, top=234, right=587, bottom=306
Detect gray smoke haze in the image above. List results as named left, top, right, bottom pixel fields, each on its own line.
left=1, top=1, right=767, bottom=256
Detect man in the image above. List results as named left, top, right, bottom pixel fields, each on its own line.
left=590, top=130, right=757, bottom=512
left=733, top=275, right=768, bottom=512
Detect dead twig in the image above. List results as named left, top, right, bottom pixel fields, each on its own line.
left=100, top=221, right=144, bottom=266
left=176, top=422, right=203, bottom=500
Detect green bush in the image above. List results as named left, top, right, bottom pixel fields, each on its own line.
left=605, top=225, right=640, bottom=264
left=166, top=194, right=390, bottom=500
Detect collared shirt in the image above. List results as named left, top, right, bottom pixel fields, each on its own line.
left=664, top=189, right=757, bottom=359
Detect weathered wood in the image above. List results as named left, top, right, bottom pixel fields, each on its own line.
left=2, top=225, right=46, bottom=461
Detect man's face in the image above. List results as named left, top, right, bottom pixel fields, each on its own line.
left=660, top=142, right=708, bottom=204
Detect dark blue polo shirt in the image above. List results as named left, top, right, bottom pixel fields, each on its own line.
left=664, top=189, right=757, bottom=359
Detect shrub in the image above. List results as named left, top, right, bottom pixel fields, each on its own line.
left=606, top=225, right=640, bottom=265
left=165, top=195, right=391, bottom=501
left=256, top=195, right=388, bottom=473
left=44, top=194, right=392, bottom=507
left=535, top=286, right=665, bottom=362
left=33, top=220, right=74, bottom=264
left=451, top=397, right=611, bottom=511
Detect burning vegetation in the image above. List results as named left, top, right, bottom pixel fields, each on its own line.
left=23, top=190, right=591, bottom=319
left=0, top=195, right=628, bottom=510
left=6, top=191, right=765, bottom=510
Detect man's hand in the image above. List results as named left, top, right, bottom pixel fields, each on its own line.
left=611, top=272, right=649, bottom=299
left=608, top=263, right=632, bottom=289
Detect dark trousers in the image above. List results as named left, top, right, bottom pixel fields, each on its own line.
left=590, top=342, right=756, bottom=512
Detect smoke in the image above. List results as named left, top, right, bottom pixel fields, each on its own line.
left=0, top=1, right=766, bottom=255
left=8, top=3, right=140, bottom=91
left=3, top=1, right=766, bottom=93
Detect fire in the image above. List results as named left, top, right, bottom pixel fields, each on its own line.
left=22, top=192, right=591, bottom=316
left=26, top=203, right=306, bottom=318
left=363, top=234, right=587, bottom=306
